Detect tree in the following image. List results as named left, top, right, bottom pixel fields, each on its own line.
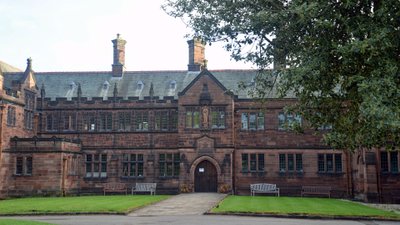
left=163, top=0, right=400, bottom=151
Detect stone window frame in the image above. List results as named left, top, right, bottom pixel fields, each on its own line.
left=62, top=112, right=77, bottom=131
left=159, top=153, right=180, bottom=178
left=6, top=106, right=16, bottom=127
left=185, top=107, right=200, bottom=129
left=99, top=112, right=113, bottom=131
left=317, top=153, right=342, bottom=174
left=24, top=91, right=35, bottom=130
left=278, top=112, right=302, bottom=131
left=211, top=106, right=226, bottom=129
left=45, top=113, right=60, bottom=131
left=279, top=153, right=303, bottom=173
left=15, top=155, right=33, bottom=176
left=81, top=112, right=97, bottom=132
left=134, top=110, right=149, bottom=131
left=241, top=153, right=265, bottom=173
left=154, top=110, right=169, bottom=131
left=85, top=153, right=107, bottom=178
left=117, top=111, right=132, bottom=131
left=381, top=151, right=399, bottom=174
left=121, top=153, right=144, bottom=178
left=241, top=111, right=265, bottom=131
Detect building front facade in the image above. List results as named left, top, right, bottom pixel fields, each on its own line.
left=0, top=35, right=398, bottom=203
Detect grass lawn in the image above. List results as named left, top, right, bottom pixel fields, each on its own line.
left=211, top=196, right=400, bottom=219
left=0, top=195, right=169, bottom=215
left=0, top=219, right=56, bottom=225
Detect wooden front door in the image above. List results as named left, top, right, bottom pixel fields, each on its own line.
left=194, top=160, right=217, bottom=192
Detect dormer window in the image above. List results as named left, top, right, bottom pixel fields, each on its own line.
left=169, top=80, right=176, bottom=90
left=69, top=81, right=76, bottom=90
left=137, top=81, right=144, bottom=90
left=103, top=81, right=110, bottom=90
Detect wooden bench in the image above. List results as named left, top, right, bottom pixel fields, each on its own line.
left=131, top=183, right=157, bottom=195
left=301, top=186, right=331, bottom=198
left=250, top=183, right=280, bottom=196
left=103, top=183, right=127, bottom=195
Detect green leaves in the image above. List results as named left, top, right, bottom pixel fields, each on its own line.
left=164, top=0, right=400, bottom=151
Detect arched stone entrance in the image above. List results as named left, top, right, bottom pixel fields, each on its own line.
left=194, top=160, right=217, bottom=192
left=190, top=156, right=221, bottom=193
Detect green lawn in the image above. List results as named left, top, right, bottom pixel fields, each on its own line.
left=212, top=196, right=400, bottom=219
left=0, top=219, right=56, bottom=225
left=0, top=195, right=169, bottom=215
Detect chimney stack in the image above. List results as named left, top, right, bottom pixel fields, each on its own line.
left=187, top=38, right=205, bottom=72
left=112, top=34, right=127, bottom=77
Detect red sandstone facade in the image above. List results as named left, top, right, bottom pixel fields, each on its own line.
left=0, top=36, right=398, bottom=203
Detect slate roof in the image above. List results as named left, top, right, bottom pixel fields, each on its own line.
left=3, top=69, right=289, bottom=100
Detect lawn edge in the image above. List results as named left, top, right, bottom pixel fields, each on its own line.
left=0, top=195, right=171, bottom=216
left=205, top=212, right=400, bottom=221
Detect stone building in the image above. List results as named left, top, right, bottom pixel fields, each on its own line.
left=0, top=35, right=398, bottom=203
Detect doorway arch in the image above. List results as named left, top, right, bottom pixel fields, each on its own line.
left=190, top=156, right=221, bottom=192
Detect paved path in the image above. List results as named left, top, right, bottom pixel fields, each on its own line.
left=128, top=193, right=226, bottom=216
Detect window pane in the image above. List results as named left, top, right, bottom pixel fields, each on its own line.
left=160, top=162, right=166, bottom=176
left=279, top=154, right=286, bottom=172
left=335, top=154, right=342, bottom=172
left=390, top=152, right=399, bottom=173
left=326, top=154, right=333, bottom=172
left=123, top=162, right=129, bottom=176
left=288, top=154, right=294, bottom=171
left=159, top=154, right=165, bottom=162
left=250, top=154, right=257, bottom=171
left=16, top=157, right=23, bottom=175
left=318, top=154, right=325, bottom=172
left=249, top=113, right=256, bottom=130
left=185, top=110, right=192, bottom=128
left=257, top=113, right=264, bottom=130
left=278, top=113, right=285, bottom=130
left=258, top=154, right=265, bottom=171
left=138, top=162, right=144, bottom=176
left=174, top=153, right=180, bottom=162
left=26, top=157, right=32, bottom=175
left=241, top=113, right=248, bottom=130
left=381, top=152, right=389, bottom=172
left=296, top=154, right=303, bottom=171
left=86, top=163, right=92, bottom=177
left=130, top=162, right=136, bottom=176
left=166, top=162, right=173, bottom=176
left=241, top=154, right=248, bottom=172
left=193, top=111, right=200, bottom=128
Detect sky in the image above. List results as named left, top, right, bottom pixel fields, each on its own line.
left=0, top=0, right=255, bottom=72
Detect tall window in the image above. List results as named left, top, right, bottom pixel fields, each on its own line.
left=185, top=107, right=200, bottom=128
left=122, top=154, right=144, bottom=177
left=241, top=112, right=264, bottom=130
left=170, top=110, right=178, bottom=131
left=15, top=156, right=32, bottom=175
left=24, top=92, right=35, bottom=130
left=82, top=112, right=96, bottom=131
left=62, top=113, right=76, bottom=131
left=381, top=151, right=399, bottom=173
left=211, top=107, right=225, bottom=129
left=118, top=111, right=131, bottom=131
left=279, top=153, right=303, bottom=172
left=278, top=112, right=302, bottom=130
left=241, top=153, right=264, bottom=172
left=85, top=154, right=107, bottom=178
left=318, top=153, right=342, bottom=173
left=135, top=111, right=149, bottom=131
left=154, top=111, right=169, bottom=131
left=99, top=112, right=112, bottom=131
left=46, top=113, right=60, bottom=131
left=159, top=153, right=180, bottom=177
left=7, top=106, right=16, bottom=126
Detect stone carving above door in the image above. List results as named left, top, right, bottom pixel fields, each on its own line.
left=196, top=135, right=215, bottom=154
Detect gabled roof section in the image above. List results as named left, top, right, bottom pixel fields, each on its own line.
left=178, top=69, right=228, bottom=96
left=21, top=58, right=37, bottom=89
